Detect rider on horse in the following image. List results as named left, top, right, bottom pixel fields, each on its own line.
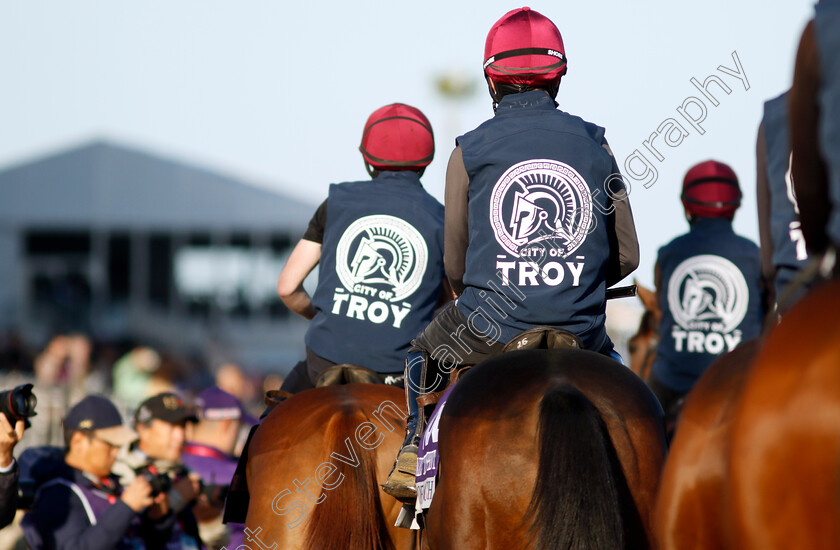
left=757, top=91, right=811, bottom=313
left=646, top=161, right=766, bottom=415
left=383, top=6, right=640, bottom=502
left=276, top=103, right=448, bottom=392
left=790, top=0, right=840, bottom=275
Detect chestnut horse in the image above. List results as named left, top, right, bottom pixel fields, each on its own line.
left=653, top=339, right=759, bottom=549
left=727, top=279, right=840, bottom=549
left=424, top=349, right=667, bottom=550
left=655, top=280, right=840, bottom=549
left=244, top=383, right=417, bottom=550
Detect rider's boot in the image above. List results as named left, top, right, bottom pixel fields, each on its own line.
left=382, top=349, right=430, bottom=503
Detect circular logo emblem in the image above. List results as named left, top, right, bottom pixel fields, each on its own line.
left=489, top=159, right=593, bottom=257
left=667, top=255, right=749, bottom=333
left=335, top=215, right=428, bottom=302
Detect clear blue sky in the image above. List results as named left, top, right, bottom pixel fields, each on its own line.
left=0, top=1, right=815, bottom=288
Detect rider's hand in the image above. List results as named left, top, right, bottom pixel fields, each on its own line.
left=120, top=476, right=154, bottom=512
left=0, top=413, right=24, bottom=469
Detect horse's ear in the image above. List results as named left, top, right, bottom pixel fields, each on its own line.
left=634, top=278, right=661, bottom=323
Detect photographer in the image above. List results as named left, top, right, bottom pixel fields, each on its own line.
left=20, top=395, right=174, bottom=549
left=0, top=411, right=25, bottom=529
left=112, top=392, right=202, bottom=549
left=183, top=387, right=255, bottom=550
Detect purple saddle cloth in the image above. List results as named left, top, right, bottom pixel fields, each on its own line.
left=416, top=385, right=456, bottom=510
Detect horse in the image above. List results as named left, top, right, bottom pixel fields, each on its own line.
left=652, top=339, right=759, bottom=550
left=423, top=348, right=667, bottom=550
left=628, top=280, right=660, bottom=380
left=243, top=383, right=417, bottom=550
left=655, top=279, right=840, bottom=549
left=727, top=279, right=840, bottom=549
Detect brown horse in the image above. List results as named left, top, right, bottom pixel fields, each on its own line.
left=423, top=349, right=667, bottom=550
left=653, top=339, right=759, bottom=550
left=655, top=280, right=840, bottom=549
left=244, top=383, right=417, bottom=550
left=727, top=279, right=840, bottom=549
left=628, top=280, right=661, bottom=379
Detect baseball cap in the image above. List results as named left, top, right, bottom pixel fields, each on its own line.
left=134, top=392, right=199, bottom=425
left=194, top=386, right=257, bottom=426
left=65, top=395, right=137, bottom=447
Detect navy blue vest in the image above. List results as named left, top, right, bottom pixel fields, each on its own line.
left=456, top=91, right=618, bottom=351
left=815, top=0, right=840, bottom=247
left=33, top=476, right=148, bottom=550
left=306, top=172, right=445, bottom=373
left=763, top=92, right=809, bottom=298
left=652, top=218, right=763, bottom=392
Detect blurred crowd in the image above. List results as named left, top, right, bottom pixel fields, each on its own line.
left=0, top=329, right=284, bottom=550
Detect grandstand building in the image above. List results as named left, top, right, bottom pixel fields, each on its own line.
left=0, top=140, right=314, bottom=371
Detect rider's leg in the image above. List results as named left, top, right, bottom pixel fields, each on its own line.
left=384, top=302, right=504, bottom=502
left=600, top=343, right=624, bottom=365
left=269, top=348, right=335, bottom=418
left=278, top=347, right=336, bottom=394
left=278, top=359, right=315, bottom=394
left=383, top=347, right=447, bottom=501
left=404, top=348, right=448, bottom=444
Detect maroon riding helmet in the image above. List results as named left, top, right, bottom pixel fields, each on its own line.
left=484, top=7, right=567, bottom=88
left=681, top=160, right=742, bottom=219
left=359, top=103, right=434, bottom=174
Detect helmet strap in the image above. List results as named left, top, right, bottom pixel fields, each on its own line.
left=364, top=161, right=379, bottom=179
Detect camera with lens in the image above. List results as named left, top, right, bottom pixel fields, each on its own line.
left=0, top=384, right=38, bottom=428
left=134, top=464, right=172, bottom=497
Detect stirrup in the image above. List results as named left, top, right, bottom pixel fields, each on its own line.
left=382, top=443, right=418, bottom=504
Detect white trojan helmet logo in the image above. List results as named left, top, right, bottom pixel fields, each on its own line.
left=336, top=215, right=428, bottom=302
left=667, top=255, right=749, bottom=333
left=489, top=159, right=593, bottom=257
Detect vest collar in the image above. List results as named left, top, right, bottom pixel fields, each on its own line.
left=495, top=90, right=556, bottom=113
left=690, top=217, right=733, bottom=232
left=71, top=467, right=120, bottom=497
left=373, top=170, right=423, bottom=187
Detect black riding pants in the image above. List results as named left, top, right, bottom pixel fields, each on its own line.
left=410, top=301, right=506, bottom=368
left=279, top=347, right=337, bottom=394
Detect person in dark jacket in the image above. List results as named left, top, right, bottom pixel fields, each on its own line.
left=647, top=161, right=766, bottom=415
left=276, top=102, right=447, bottom=392
left=0, top=411, right=25, bottom=529
left=756, top=91, right=810, bottom=314
left=383, top=6, right=639, bottom=501
left=112, top=392, right=203, bottom=550
left=183, top=386, right=255, bottom=550
left=790, top=0, right=840, bottom=271
left=21, top=395, right=173, bottom=550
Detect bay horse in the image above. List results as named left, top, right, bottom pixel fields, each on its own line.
left=727, top=279, right=840, bottom=549
left=244, top=383, right=417, bottom=550
left=423, top=348, right=667, bottom=550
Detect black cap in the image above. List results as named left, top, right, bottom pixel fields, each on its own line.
left=134, top=392, right=199, bottom=425
left=65, top=395, right=137, bottom=446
